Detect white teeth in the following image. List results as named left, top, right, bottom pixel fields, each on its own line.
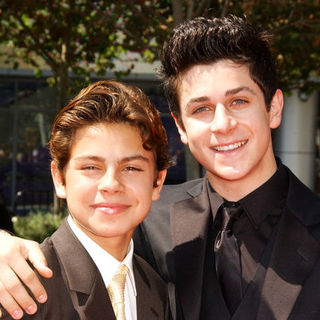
left=214, top=140, right=247, bottom=151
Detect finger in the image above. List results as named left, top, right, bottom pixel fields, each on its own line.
left=0, top=235, right=49, bottom=312
left=0, top=278, right=24, bottom=319
left=0, top=262, right=39, bottom=315
left=0, top=245, right=45, bottom=306
left=0, top=236, right=50, bottom=307
left=12, top=239, right=51, bottom=303
left=25, top=241, right=53, bottom=279
left=5, top=255, right=48, bottom=305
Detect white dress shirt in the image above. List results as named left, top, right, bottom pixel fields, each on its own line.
left=68, top=215, right=137, bottom=320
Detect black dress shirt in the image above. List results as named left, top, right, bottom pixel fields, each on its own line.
left=207, top=160, right=289, bottom=307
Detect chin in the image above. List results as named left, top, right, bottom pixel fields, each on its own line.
left=212, top=167, right=248, bottom=182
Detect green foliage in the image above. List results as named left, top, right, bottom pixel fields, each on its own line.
left=0, top=0, right=171, bottom=109
left=0, top=0, right=171, bottom=77
left=237, top=0, right=320, bottom=95
left=171, top=0, right=320, bottom=96
left=13, top=210, right=67, bottom=243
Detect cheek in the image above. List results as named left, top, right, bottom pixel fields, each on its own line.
left=65, top=179, right=95, bottom=198
left=131, top=180, right=155, bottom=203
left=188, top=128, right=209, bottom=149
left=184, top=123, right=204, bottom=141
left=256, top=117, right=273, bottom=136
left=242, top=111, right=269, bottom=133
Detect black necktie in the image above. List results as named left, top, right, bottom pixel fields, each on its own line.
left=214, top=203, right=243, bottom=315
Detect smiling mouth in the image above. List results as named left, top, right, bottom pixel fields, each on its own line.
left=92, top=203, right=130, bottom=215
left=213, top=140, right=247, bottom=152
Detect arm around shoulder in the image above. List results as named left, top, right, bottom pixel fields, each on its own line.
left=0, top=232, right=52, bottom=319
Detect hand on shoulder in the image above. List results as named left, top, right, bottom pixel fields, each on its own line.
left=0, top=232, right=52, bottom=319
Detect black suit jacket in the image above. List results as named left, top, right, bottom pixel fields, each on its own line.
left=134, top=165, right=320, bottom=320
left=5, top=220, right=168, bottom=320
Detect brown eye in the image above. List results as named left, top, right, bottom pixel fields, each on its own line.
left=82, top=165, right=98, bottom=171
left=124, top=166, right=143, bottom=172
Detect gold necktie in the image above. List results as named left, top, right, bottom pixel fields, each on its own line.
left=107, top=265, right=129, bottom=320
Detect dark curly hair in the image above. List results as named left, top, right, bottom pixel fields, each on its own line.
left=160, top=15, right=277, bottom=125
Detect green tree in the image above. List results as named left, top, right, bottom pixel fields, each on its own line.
left=0, top=0, right=171, bottom=110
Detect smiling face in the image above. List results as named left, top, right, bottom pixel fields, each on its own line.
left=51, top=122, right=166, bottom=256
left=175, top=60, right=283, bottom=200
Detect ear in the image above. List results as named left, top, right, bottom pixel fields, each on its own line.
left=51, top=161, right=66, bottom=199
left=152, top=169, right=167, bottom=201
left=171, top=112, right=188, bottom=145
left=269, top=89, right=283, bottom=129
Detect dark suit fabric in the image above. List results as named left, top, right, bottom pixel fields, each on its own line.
left=10, top=220, right=168, bottom=320
left=134, top=165, right=320, bottom=320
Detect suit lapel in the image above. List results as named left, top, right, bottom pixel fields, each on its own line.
left=257, top=209, right=320, bottom=320
left=233, top=222, right=279, bottom=320
left=170, top=179, right=222, bottom=320
left=80, top=277, right=115, bottom=320
left=134, top=255, right=166, bottom=320
left=50, top=220, right=116, bottom=320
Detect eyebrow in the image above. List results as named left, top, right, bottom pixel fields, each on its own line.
left=225, top=86, right=256, bottom=96
left=185, top=96, right=209, bottom=110
left=121, top=155, right=150, bottom=164
left=185, top=86, right=256, bottom=110
left=73, top=154, right=150, bottom=164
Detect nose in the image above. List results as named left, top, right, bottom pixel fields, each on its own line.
left=210, top=103, right=237, bottom=133
left=98, top=169, right=123, bottom=193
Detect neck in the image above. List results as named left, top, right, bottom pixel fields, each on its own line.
left=73, top=218, right=132, bottom=261
left=96, top=235, right=132, bottom=261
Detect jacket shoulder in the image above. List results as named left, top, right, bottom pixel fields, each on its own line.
left=155, top=178, right=204, bottom=207
left=286, top=168, right=320, bottom=226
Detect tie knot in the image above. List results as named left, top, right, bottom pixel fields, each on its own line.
left=221, top=203, right=242, bottom=232
left=118, top=264, right=129, bottom=276
left=107, top=265, right=129, bottom=320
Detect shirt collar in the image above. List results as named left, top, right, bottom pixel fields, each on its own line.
left=238, top=158, right=289, bottom=228
left=67, top=215, right=136, bottom=295
left=206, top=158, right=289, bottom=228
left=206, top=178, right=224, bottom=221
